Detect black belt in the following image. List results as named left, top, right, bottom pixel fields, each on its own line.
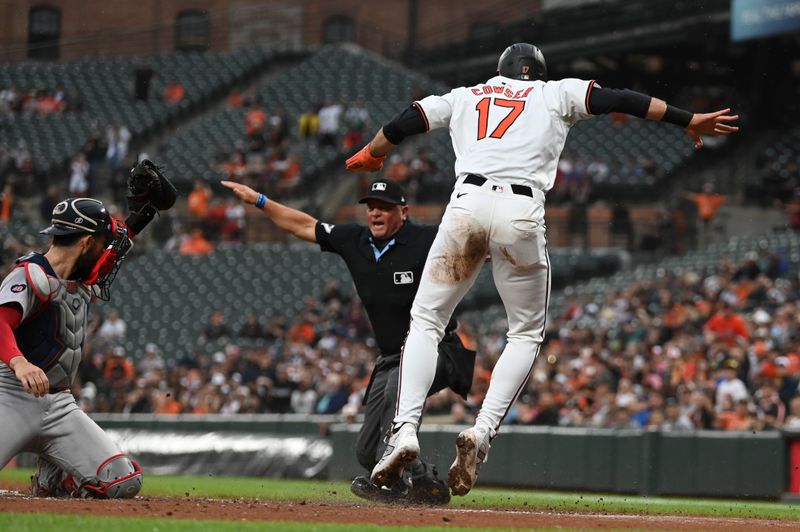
left=464, top=174, right=533, bottom=198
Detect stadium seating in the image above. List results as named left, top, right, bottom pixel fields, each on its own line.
left=759, top=125, right=800, bottom=176
left=158, top=45, right=456, bottom=186
left=564, top=115, right=694, bottom=179
left=0, top=47, right=274, bottom=173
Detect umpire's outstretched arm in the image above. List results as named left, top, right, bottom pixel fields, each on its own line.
left=221, top=180, right=318, bottom=243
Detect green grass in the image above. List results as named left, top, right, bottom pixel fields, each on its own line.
left=0, top=514, right=551, bottom=532
left=3, top=467, right=799, bottom=523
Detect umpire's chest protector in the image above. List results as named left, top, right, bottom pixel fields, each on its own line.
left=14, top=255, right=91, bottom=389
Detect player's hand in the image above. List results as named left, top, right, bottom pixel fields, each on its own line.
left=9, top=356, right=49, bottom=397
left=685, top=108, right=739, bottom=149
left=346, top=144, right=386, bottom=173
left=221, top=180, right=259, bottom=205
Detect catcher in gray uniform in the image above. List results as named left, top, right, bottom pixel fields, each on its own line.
left=0, top=160, right=175, bottom=498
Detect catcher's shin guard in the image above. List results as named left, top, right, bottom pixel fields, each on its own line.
left=78, top=454, right=143, bottom=499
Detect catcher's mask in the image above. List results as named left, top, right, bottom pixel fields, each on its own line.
left=497, top=43, right=547, bottom=81
left=41, top=198, right=133, bottom=300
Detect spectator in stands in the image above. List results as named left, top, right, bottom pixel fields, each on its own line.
left=265, top=363, right=297, bottom=413
left=102, top=346, right=136, bottom=398
left=151, top=389, right=181, bottom=415
left=315, top=372, right=349, bottom=414
left=68, top=153, right=90, bottom=196
left=245, top=100, right=267, bottom=148
left=188, top=179, right=212, bottom=219
left=37, top=90, right=61, bottom=116
left=717, top=398, right=755, bottom=431
left=288, top=314, right=316, bottom=345
left=0, top=85, right=18, bottom=115
left=137, top=343, right=165, bottom=379
left=98, top=309, right=127, bottom=344
left=275, top=152, right=301, bottom=196
left=291, top=371, right=318, bottom=414
left=264, top=314, right=287, bottom=341
left=133, top=61, right=155, bottom=101
left=222, top=197, right=246, bottom=242
left=106, top=123, right=132, bottom=171
left=163, top=78, right=186, bottom=105
left=239, top=315, right=264, bottom=339
left=222, top=150, right=247, bottom=180
left=83, top=128, right=108, bottom=194
left=179, top=227, right=214, bottom=256
left=786, top=397, right=800, bottom=428
left=268, top=106, right=290, bottom=146
left=203, top=309, right=232, bottom=341
left=714, top=358, right=749, bottom=411
left=298, top=105, right=320, bottom=139
left=39, top=184, right=60, bottom=223
left=684, top=182, right=726, bottom=248
left=318, top=100, right=343, bottom=147
left=705, top=301, right=750, bottom=346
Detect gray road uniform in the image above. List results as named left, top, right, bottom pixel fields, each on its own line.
left=0, top=252, right=142, bottom=498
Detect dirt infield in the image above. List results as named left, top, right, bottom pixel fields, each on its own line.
left=0, top=481, right=795, bottom=530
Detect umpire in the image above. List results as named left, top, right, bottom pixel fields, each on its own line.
left=222, top=178, right=475, bottom=505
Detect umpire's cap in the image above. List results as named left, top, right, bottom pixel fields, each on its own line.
left=498, top=43, right=547, bottom=82
left=359, top=179, right=407, bottom=205
left=40, top=198, right=112, bottom=236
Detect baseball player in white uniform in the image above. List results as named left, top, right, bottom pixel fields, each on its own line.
left=346, top=43, right=739, bottom=496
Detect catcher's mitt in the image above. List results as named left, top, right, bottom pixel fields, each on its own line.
left=127, top=159, right=177, bottom=212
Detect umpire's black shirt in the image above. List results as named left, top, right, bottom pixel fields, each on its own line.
left=315, top=220, right=456, bottom=355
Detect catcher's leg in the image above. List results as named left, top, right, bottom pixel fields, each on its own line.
left=0, top=380, right=44, bottom=469
left=40, top=392, right=142, bottom=498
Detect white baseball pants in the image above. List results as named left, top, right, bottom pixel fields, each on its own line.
left=395, top=176, right=550, bottom=432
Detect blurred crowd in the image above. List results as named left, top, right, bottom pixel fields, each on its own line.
left=70, top=248, right=800, bottom=432
left=0, top=84, right=82, bottom=117
left=490, top=248, right=800, bottom=431
left=212, top=91, right=371, bottom=199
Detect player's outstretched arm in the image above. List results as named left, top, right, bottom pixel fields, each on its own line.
left=588, top=87, right=738, bottom=149
left=221, top=180, right=318, bottom=243
left=682, top=108, right=739, bottom=149
left=346, top=104, right=429, bottom=173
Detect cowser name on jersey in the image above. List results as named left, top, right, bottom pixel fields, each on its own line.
left=470, top=85, right=533, bottom=99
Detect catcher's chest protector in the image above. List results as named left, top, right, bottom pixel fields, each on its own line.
left=15, top=255, right=91, bottom=389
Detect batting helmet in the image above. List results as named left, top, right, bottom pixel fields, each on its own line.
left=497, top=43, right=547, bottom=82
left=40, top=198, right=112, bottom=237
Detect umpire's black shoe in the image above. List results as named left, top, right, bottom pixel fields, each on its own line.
left=350, top=475, right=408, bottom=504
left=407, top=465, right=451, bottom=506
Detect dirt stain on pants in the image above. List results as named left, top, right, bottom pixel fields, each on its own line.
left=429, top=217, right=488, bottom=284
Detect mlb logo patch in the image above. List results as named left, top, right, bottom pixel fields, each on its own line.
left=394, top=271, right=414, bottom=285
left=372, top=182, right=387, bottom=191
left=10, top=284, right=26, bottom=293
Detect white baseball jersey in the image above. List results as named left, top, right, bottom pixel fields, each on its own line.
left=415, top=75, right=595, bottom=192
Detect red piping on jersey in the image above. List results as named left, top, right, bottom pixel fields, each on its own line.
left=585, top=80, right=597, bottom=115
left=0, top=305, right=23, bottom=365
left=413, top=102, right=430, bottom=132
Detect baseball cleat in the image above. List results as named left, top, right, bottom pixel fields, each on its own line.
left=371, top=423, right=419, bottom=488
left=448, top=425, right=493, bottom=496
